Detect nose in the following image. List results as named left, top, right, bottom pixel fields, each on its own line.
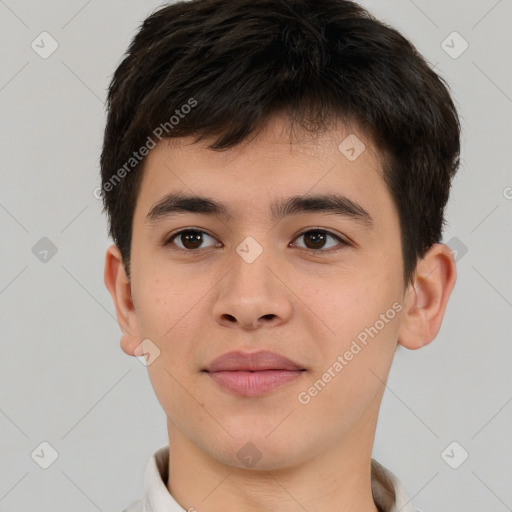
left=212, top=243, right=293, bottom=331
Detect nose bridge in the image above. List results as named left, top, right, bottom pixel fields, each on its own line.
left=232, top=237, right=271, bottom=289
left=226, top=234, right=275, bottom=301
left=213, top=234, right=292, bottom=329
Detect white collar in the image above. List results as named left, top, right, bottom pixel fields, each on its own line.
left=123, top=445, right=417, bottom=512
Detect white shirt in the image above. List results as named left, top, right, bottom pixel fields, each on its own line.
left=122, top=445, right=417, bottom=512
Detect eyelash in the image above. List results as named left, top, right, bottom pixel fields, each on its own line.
left=163, top=228, right=350, bottom=255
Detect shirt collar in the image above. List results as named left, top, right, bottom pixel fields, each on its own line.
left=134, top=445, right=417, bottom=512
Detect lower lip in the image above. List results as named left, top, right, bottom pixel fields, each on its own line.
left=206, top=370, right=305, bottom=397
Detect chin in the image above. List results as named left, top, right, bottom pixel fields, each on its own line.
left=207, top=430, right=309, bottom=471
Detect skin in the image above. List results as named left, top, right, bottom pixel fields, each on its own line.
left=105, top=114, right=456, bottom=512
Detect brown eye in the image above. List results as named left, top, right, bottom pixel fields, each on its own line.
left=293, top=229, right=346, bottom=251
left=166, top=230, right=218, bottom=250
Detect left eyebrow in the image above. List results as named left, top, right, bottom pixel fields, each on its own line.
left=145, top=192, right=374, bottom=229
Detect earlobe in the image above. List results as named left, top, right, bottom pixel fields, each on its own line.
left=103, top=244, right=141, bottom=356
left=398, top=243, right=457, bottom=350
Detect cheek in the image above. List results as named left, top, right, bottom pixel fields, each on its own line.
left=132, top=258, right=210, bottom=339
left=302, top=263, right=401, bottom=335
left=300, top=267, right=403, bottom=389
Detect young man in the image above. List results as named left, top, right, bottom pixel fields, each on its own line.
left=101, top=0, right=460, bottom=510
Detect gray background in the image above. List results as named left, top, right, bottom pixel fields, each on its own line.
left=1, top=0, right=511, bottom=510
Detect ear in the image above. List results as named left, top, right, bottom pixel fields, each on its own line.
left=398, top=243, right=457, bottom=350
left=104, top=244, right=141, bottom=356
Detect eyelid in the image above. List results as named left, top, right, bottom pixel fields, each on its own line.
left=294, top=227, right=349, bottom=242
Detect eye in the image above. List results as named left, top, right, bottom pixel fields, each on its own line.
left=291, top=229, right=348, bottom=252
left=165, top=229, right=220, bottom=251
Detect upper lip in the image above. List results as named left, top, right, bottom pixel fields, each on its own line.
left=203, top=350, right=305, bottom=372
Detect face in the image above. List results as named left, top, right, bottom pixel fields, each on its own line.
left=126, top=115, right=409, bottom=470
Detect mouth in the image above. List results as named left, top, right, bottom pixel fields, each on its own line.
left=204, top=369, right=306, bottom=397
left=202, top=350, right=306, bottom=397
left=203, top=349, right=305, bottom=372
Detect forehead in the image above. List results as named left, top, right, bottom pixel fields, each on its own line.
left=133, top=115, right=393, bottom=227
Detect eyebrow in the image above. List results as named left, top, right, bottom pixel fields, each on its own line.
left=145, top=192, right=373, bottom=228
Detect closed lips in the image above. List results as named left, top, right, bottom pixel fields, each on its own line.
left=203, top=350, right=306, bottom=372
